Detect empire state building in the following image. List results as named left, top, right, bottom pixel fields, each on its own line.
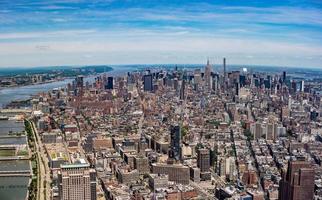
left=204, top=58, right=213, bottom=90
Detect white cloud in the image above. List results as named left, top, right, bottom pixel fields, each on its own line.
left=0, top=2, right=321, bottom=67
left=0, top=29, right=97, bottom=40
left=0, top=32, right=321, bottom=67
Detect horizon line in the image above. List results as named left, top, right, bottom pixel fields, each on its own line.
left=0, top=63, right=321, bottom=70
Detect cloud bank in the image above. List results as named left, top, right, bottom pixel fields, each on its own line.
left=0, top=0, right=321, bottom=67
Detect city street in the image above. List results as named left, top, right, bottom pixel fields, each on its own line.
left=29, top=120, right=51, bottom=200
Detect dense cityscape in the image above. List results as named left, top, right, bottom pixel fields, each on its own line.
left=1, top=0, right=322, bottom=199
left=0, top=59, right=321, bottom=200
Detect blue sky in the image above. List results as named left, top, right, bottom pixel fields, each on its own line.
left=0, top=0, right=322, bottom=68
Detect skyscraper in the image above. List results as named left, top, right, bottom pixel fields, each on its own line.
left=254, top=122, right=262, bottom=139
left=168, top=125, right=181, bottom=161
left=223, top=58, right=227, bottom=90
left=300, top=80, right=305, bottom=92
left=279, top=160, right=315, bottom=200
left=239, top=75, right=246, bottom=87
left=266, top=123, right=274, bottom=140
left=197, top=148, right=210, bottom=172
left=143, top=74, right=153, bottom=92
left=180, top=79, right=185, bottom=100
left=105, top=76, right=113, bottom=90
left=58, top=161, right=97, bottom=200
left=75, top=75, right=84, bottom=96
left=235, top=82, right=240, bottom=96
left=76, top=75, right=84, bottom=88
left=291, top=81, right=297, bottom=94
left=204, top=59, right=212, bottom=90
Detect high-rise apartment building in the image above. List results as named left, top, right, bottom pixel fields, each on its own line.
left=266, top=123, right=274, bottom=140
left=279, top=160, right=315, bottom=200
left=168, top=125, right=181, bottom=161
left=254, top=122, right=262, bottom=139
left=58, top=161, right=96, bottom=200
left=143, top=74, right=153, bottom=92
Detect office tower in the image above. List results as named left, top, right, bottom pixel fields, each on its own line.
left=213, top=75, right=219, bottom=92
left=279, top=160, right=315, bottom=200
left=239, top=75, right=246, bottom=87
left=223, top=58, right=226, bottom=80
left=254, top=78, right=260, bottom=87
left=143, top=74, right=153, bottom=92
left=173, top=78, right=179, bottom=91
left=266, top=123, right=274, bottom=140
left=168, top=125, right=181, bottom=161
left=282, top=71, right=286, bottom=83
left=223, top=58, right=227, bottom=89
left=204, top=59, right=212, bottom=89
left=58, top=161, right=96, bottom=200
left=235, top=82, right=240, bottom=96
left=261, top=124, right=267, bottom=138
left=227, top=157, right=236, bottom=181
left=264, top=78, right=271, bottom=89
left=266, top=75, right=272, bottom=88
left=197, top=148, right=210, bottom=172
left=76, top=75, right=84, bottom=88
left=67, top=83, right=72, bottom=92
left=75, top=75, right=84, bottom=96
left=288, top=96, right=292, bottom=110
left=180, top=79, right=185, bottom=100
left=300, top=80, right=305, bottom=92
left=105, top=76, right=113, bottom=90
left=273, top=123, right=278, bottom=140
left=277, top=124, right=286, bottom=137
left=291, top=81, right=297, bottom=94
left=254, top=122, right=262, bottom=139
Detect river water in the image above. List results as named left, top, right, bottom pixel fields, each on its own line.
left=0, top=67, right=134, bottom=108
left=0, top=67, right=134, bottom=199
left=0, top=79, right=73, bottom=108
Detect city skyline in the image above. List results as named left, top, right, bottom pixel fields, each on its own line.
left=0, top=0, right=322, bottom=68
left=0, top=50, right=321, bottom=199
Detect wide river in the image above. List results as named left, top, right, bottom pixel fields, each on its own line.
left=0, top=78, right=73, bottom=108
left=0, top=67, right=135, bottom=108
left=0, top=68, right=133, bottom=199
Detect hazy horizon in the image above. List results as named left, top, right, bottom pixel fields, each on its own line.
left=0, top=63, right=322, bottom=71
